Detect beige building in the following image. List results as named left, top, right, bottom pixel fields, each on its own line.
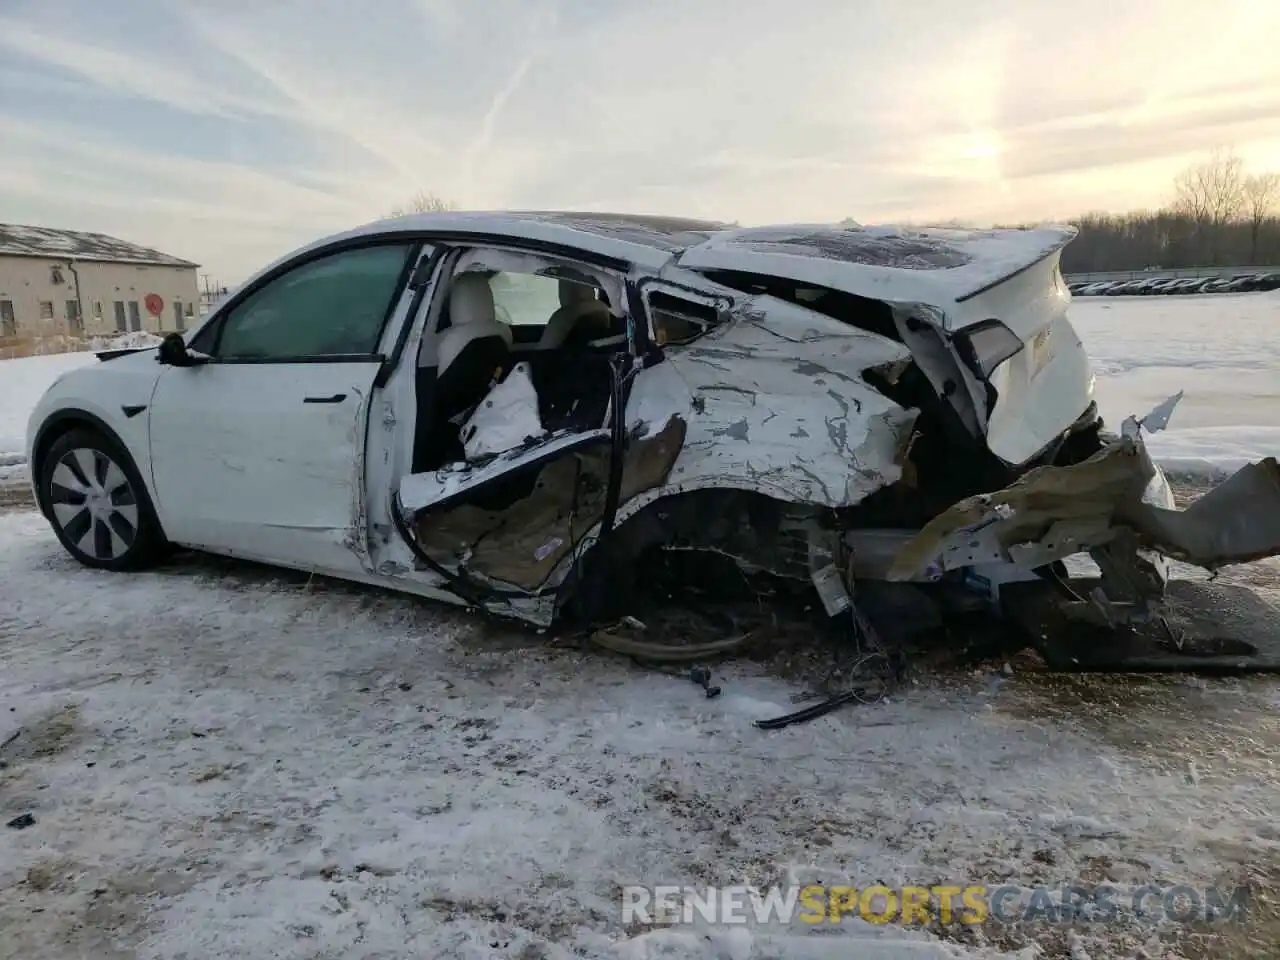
left=0, top=223, right=200, bottom=341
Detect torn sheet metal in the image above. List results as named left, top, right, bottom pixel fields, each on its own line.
left=413, top=416, right=687, bottom=590
left=1124, top=457, right=1280, bottom=569
left=1122, top=390, right=1183, bottom=438
left=398, top=428, right=610, bottom=514
left=618, top=293, right=919, bottom=516
left=888, top=435, right=1280, bottom=585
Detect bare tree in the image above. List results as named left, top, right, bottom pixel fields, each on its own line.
left=1243, top=172, right=1280, bottom=264
left=1172, top=148, right=1246, bottom=263
left=386, top=191, right=457, bottom=217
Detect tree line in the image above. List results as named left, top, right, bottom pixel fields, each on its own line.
left=1059, top=150, right=1280, bottom=273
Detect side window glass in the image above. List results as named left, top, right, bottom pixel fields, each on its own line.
left=215, top=244, right=412, bottom=360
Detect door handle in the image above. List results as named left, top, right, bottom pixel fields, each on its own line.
left=303, top=393, right=347, bottom=404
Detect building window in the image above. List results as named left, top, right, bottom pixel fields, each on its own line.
left=39, top=300, right=54, bottom=320
left=93, top=301, right=103, bottom=320
left=173, top=300, right=184, bottom=331
left=128, top=301, right=141, bottom=331
left=50, top=266, right=65, bottom=285
left=65, top=300, right=83, bottom=334
left=185, top=302, right=194, bottom=317
left=0, top=300, right=15, bottom=337
left=113, top=301, right=127, bottom=332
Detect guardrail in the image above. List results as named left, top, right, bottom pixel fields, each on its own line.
left=1064, top=265, right=1280, bottom=284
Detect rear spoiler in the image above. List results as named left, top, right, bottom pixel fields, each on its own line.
left=954, top=228, right=1076, bottom=303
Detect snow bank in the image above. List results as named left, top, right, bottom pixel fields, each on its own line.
left=89, top=331, right=164, bottom=351
left=0, top=334, right=163, bottom=481
left=0, top=352, right=96, bottom=478
left=1071, top=291, right=1279, bottom=476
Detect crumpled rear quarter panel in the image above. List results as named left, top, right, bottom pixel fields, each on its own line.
left=624, top=300, right=919, bottom=514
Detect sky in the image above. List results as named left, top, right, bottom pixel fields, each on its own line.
left=2, top=0, right=1280, bottom=284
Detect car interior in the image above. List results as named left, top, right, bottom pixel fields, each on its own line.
left=410, top=257, right=629, bottom=474
left=399, top=254, right=693, bottom=590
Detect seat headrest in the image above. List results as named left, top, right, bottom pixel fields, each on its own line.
left=450, top=274, right=496, bottom=326
left=559, top=279, right=598, bottom=308
left=539, top=297, right=613, bottom=349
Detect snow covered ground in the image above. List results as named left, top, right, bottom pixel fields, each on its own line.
left=1070, top=292, right=1280, bottom=475
left=0, top=353, right=95, bottom=481
left=2, top=508, right=1278, bottom=960
left=1, top=298, right=1278, bottom=959
left=0, top=334, right=162, bottom=483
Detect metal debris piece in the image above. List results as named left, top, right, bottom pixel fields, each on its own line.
left=689, top=665, right=722, bottom=699
left=754, top=690, right=864, bottom=730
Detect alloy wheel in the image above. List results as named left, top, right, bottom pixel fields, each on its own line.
left=48, top=447, right=140, bottom=561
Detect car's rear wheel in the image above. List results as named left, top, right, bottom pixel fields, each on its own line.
left=40, top=428, right=166, bottom=571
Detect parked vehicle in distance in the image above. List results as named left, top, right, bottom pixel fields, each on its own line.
left=1067, top=270, right=1280, bottom=297
left=1078, top=281, right=1117, bottom=295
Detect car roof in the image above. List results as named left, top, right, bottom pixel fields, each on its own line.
left=313, top=211, right=729, bottom=270
left=288, top=210, right=1077, bottom=308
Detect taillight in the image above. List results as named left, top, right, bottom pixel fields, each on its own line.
left=953, top=319, right=1024, bottom=380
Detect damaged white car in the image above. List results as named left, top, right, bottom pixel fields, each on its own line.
left=26, top=213, right=1280, bottom=635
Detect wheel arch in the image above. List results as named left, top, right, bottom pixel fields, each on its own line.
left=552, top=482, right=828, bottom=624
left=31, top=409, right=152, bottom=524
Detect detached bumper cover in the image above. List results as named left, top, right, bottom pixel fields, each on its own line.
left=888, top=435, right=1280, bottom=588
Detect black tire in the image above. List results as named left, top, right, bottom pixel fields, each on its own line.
left=39, top=427, right=167, bottom=571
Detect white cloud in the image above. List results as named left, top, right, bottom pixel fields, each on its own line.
left=3, top=0, right=1280, bottom=281
left=0, top=15, right=287, bottom=122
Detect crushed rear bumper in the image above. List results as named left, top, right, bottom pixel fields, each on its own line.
left=886, top=426, right=1280, bottom=624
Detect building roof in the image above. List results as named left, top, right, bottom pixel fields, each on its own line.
left=0, top=223, right=198, bottom=268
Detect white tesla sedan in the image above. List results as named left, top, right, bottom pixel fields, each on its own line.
left=27, top=212, right=1277, bottom=628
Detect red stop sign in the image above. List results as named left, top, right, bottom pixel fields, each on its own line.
left=144, top=293, right=164, bottom=317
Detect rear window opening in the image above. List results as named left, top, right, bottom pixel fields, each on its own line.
left=698, top=269, right=901, bottom=343
left=647, top=291, right=721, bottom=346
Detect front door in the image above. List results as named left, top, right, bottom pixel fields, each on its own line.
left=148, top=241, right=418, bottom=574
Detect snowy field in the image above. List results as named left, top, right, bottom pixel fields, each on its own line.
left=0, top=353, right=95, bottom=482
left=1069, top=293, right=1280, bottom=475
left=1, top=297, right=1278, bottom=959
left=0, top=333, right=160, bottom=484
